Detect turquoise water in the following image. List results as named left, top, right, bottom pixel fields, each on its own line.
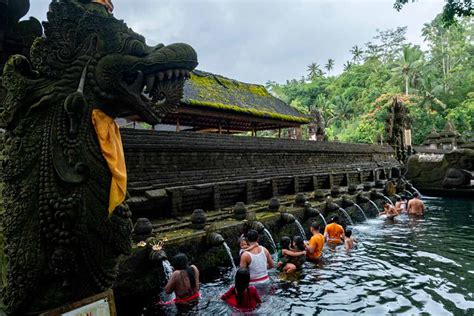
left=150, top=197, right=474, bottom=315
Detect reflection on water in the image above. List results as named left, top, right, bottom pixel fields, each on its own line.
left=149, top=197, right=474, bottom=315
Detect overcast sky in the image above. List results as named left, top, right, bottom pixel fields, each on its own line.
left=28, top=0, right=444, bottom=85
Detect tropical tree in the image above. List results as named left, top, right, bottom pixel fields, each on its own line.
left=350, top=45, right=364, bottom=63
left=392, top=45, right=424, bottom=95
left=307, top=63, right=324, bottom=81
left=343, top=61, right=353, bottom=71
left=325, top=59, right=335, bottom=75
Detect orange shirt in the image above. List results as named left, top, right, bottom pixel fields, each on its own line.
left=307, top=233, right=325, bottom=260
left=324, top=223, right=345, bottom=244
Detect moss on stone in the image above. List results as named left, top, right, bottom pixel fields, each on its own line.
left=184, top=70, right=310, bottom=124
left=184, top=99, right=310, bottom=123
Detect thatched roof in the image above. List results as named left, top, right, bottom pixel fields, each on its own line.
left=181, top=70, right=309, bottom=124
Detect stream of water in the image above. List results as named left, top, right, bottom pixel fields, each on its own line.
left=338, top=207, right=355, bottom=226
left=263, top=228, right=277, bottom=253
left=222, top=242, right=236, bottom=272
left=294, top=218, right=307, bottom=239
left=354, top=203, right=368, bottom=221
left=368, top=199, right=380, bottom=212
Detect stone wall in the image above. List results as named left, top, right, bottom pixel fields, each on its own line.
left=122, top=129, right=399, bottom=218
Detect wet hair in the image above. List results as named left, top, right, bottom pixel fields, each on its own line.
left=345, top=229, right=352, bottom=238
left=238, top=236, right=249, bottom=246
left=413, top=192, right=419, bottom=198
left=401, top=195, right=407, bottom=200
left=234, top=268, right=250, bottom=306
left=172, top=253, right=196, bottom=289
left=310, top=222, right=320, bottom=232
left=396, top=197, right=401, bottom=202
left=293, top=236, right=305, bottom=251
left=331, top=216, right=339, bottom=223
left=247, top=229, right=259, bottom=242
left=280, top=236, right=292, bottom=250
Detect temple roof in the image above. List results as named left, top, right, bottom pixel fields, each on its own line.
left=181, top=70, right=309, bottom=124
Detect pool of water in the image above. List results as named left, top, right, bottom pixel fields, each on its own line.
left=147, top=197, right=474, bottom=315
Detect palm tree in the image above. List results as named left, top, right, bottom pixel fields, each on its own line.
left=392, top=45, right=424, bottom=95
left=307, top=63, right=324, bottom=81
left=350, top=45, right=363, bottom=63
left=313, top=95, right=335, bottom=125
left=333, top=95, right=353, bottom=123
left=325, top=59, right=335, bottom=75
left=343, top=61, right=353, bottom=72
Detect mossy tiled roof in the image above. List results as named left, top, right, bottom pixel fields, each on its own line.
left=182, top=70, right=309, bottom=124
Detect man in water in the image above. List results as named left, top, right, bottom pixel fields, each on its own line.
left=407, top=192, right=425, bottom=216
left=240, top=229, right=274, bottom=286
left=305, top=222, right=325, bottom=261
left=394, top=197, right=407, bottom=214
left=324, top=216, right=345, bottom=245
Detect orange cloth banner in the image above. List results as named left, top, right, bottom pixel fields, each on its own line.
left=91, top=109, right=126, bottom=215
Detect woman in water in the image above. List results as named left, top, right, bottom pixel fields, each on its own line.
left=221, top=268, right=262, bottom=311
left=291, top=236, right=307, bottom=271
left=164, top=253, right=200, bottom=306
left=277, top=236, right=306, bottom=273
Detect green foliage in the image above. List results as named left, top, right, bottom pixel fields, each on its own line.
left=394, top=0, right=473, bottom=25
left=267, top=15, right=473, bottom=145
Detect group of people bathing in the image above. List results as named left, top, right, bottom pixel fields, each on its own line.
left=379, top=192, right=425, bottom=219
left=162, top=216, right=352, bottom=312
left=162, top=192, right=425, bottom=312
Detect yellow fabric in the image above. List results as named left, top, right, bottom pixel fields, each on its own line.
left=324, top=223, right=345, bottom=244
left=91, top=109, right=126, bottom=215
left=307, top=233, right=324, bottom=260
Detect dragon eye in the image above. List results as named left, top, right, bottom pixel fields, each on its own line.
left=130, top=41, right=146, bottom=57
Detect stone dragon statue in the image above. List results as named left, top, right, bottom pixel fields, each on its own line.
left=0, top=0, right=197, bottom=314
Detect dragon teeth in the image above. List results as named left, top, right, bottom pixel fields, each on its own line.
left=174, top=69, right=180, bottom=77
left=157, top=72, right=165, bottom=81
left=144, top=75, right=155, bottom=93
left=166, top=70, right=173, bottom=79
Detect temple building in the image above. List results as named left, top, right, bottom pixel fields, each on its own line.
left=120, top=70, right=310, bottom=135
left=420, top=121, right=465, bottom=151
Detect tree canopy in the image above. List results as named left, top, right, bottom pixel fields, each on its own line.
left=266, top=15, right=473, bottom=145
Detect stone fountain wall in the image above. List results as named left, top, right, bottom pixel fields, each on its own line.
left=121, top=129, right=400, bottom=218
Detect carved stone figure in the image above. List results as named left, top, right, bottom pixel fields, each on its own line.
left=0, top=0, right=197, bottom=314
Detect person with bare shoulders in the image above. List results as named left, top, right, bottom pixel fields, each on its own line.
left=240, top=229, right=274, bottom=287
left=163, top=253, right=200, bottom=307
left=379, top=203, right=398, bottom=220
left=407, top=192, right=425, bottom=216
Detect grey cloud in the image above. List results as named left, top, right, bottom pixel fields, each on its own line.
left=28, top=0, right=444, bottom=85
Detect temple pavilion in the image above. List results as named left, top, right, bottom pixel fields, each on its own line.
left=121, top=70, right=310, bottom=135
left=421, top=121, right=466, bottom=151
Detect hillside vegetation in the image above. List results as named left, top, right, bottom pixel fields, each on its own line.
left=266, top=15, right=473, bottom=144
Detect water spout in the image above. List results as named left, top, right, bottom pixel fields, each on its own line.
left=382, top=194, right=394, bottom=206
left=404, top=190, right=414, bottom=198
left=280, top=212, right=296, bottom=224
left=353, top=203, right=368, bottom=221
left=411, top=186, right=422, bottom=196
left=263, top=228, right=277, bottom=253
left=394, top=194, right=401, bottom=199
left=338, top=207, right=354, bottom=226
left=368, top=199, right=380, bottom=212
left=318, top=212, right=328, bottom=226
left=294, top=218, right=307, bottom=239
left=247, top=220, right=265, bottom=233
left=206, top=232, right=225, bottom=247
left=223, top=242, right=236, bottom=271
left=162, top=259, right=173, bottom=281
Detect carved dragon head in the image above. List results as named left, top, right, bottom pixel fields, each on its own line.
left=24, top=0, right=198, bottom=125
left=0, top=0, right=198, bottom=313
